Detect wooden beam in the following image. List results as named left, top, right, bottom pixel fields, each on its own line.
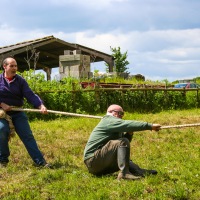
left=39, top=50, right=58, bottom=59
left=1, top=39, right=56, bottom=57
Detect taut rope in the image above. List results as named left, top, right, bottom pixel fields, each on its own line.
left=11, top=107, right=103, bottom=119
left=161, top=123, right=200, bottom=129
left=10, top=108, right=200, bottom=129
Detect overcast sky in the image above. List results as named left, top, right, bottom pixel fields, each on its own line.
left=0, top=0, right=200, bottom=82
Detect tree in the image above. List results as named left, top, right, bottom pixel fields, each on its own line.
left=24, top=45, right=40, bottom=72
left=107, top=46, right=129, bottom=73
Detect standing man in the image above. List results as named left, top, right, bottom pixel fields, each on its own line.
left=84, top=104, right=161, bottom=180
left=0, top=57, right=50, bottom=168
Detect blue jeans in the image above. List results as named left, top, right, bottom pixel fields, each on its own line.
left=0, top=111, right=46, bottom=165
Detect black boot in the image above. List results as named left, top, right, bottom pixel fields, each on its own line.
left=129, top=160, right=157, bottom=177
left=117, top=146, right=141, bottom=180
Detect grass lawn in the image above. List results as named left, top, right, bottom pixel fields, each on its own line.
left=0, top=109, right=199, bottom=200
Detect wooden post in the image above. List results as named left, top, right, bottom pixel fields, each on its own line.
left=43, top=67, right=52, bottom=81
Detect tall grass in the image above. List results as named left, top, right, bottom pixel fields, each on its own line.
left=0, top=109, right=199, bottom=199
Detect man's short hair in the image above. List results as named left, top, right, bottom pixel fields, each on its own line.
left=1, top=56, right=15, bottom=69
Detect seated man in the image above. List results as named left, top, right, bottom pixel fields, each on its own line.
left=84, top=104, right=161, bottom=180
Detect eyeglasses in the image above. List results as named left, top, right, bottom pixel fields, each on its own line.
left=111, top=110, right=124, bottom=117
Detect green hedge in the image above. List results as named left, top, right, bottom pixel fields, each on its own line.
left=23, top=89, right=200, bottom=120
left=19, top=71, right=199, bottom=119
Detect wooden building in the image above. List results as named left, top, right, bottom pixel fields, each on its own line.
left=0, top=35, right=114, bottom=80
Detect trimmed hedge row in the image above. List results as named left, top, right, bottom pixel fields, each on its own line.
left=24, top=89, right=199, bottom=120
left=20, top=71, right=200, bottom=119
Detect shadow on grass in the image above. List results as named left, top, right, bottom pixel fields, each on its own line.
left=46, top=161, right=81, bottom=171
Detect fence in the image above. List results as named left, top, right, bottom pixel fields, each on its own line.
left=22, top=87, right=199, bottom=120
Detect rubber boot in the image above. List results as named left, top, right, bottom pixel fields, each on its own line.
left=129, top=160, right=158, bottom=177
left=117, top=146, right=141, bottom=180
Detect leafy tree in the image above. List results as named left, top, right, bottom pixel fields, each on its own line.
left=107, top=46, right=129, bottom=73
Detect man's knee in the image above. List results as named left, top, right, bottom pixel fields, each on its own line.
left=119, top=138, right=130, bottom=148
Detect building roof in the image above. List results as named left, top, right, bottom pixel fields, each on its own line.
left=0, top=35, right=114, bottom=72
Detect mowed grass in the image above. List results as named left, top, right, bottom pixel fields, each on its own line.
left=0, top=109, right=199, bottom=200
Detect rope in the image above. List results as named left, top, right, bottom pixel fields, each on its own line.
left=161, top=123, right=200, bottom=129
left=10, top=108, right=200, bottom=129
left=11, top=107, right=103, bottom=119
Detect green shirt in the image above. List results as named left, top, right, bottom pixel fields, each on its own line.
left=84, top=115, right=152, bottom=161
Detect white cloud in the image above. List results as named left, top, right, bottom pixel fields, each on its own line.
left=2, top=27, right=200, bottom=82
left=49, top=0, right=129, bottom=7
left=57, top=28, right=200, bottom=81
left=0, top=0, right=200, bottom=81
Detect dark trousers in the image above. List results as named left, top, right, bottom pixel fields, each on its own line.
left=0, top=112, right=45, bottom=165
left=84, top=138, right=130, bottom=175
